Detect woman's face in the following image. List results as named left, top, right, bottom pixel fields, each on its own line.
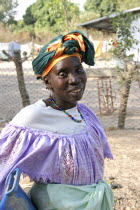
left=45, top=56, right=87, bottom=109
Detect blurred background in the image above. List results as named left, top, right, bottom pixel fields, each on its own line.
left=0, top=1, right=140, bottom=209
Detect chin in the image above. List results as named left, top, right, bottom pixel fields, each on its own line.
left=70, top=94, right=84, bottom=103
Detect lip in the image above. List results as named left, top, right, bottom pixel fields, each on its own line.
left=68, top=87, right=83, bottom=93
left=71, top=89, right=82, bottom=93
left=68, top=88, right=84, bottom=96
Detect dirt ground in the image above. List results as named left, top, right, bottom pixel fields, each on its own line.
left=0, top=121, right=140, bottom=209
left=104, top=129, right=140, bottom=210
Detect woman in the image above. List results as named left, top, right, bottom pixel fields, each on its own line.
left=0, top=30, right=114, bottom=209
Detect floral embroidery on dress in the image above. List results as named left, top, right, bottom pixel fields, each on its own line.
left=0, top=134, right=20, bottom=165
left=60, top=144, right=74, bottom=182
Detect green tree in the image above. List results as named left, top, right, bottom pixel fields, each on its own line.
left=23, top=5, right=36, bottom=25
left=118, top=0, right=140, bottom=11
left=84, top=0, right=96, bottom=12
left=110, top=12, right=140, bottom=129
left=0, top=0, right=18, bottom=23
left=100, top=0, right=119, bottom=16
left=84, top=0, right=119, bottom=17
left=22, top=0, right=80, bottom=33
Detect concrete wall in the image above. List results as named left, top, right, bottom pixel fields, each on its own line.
left=126, top=16, right=140, bottom=62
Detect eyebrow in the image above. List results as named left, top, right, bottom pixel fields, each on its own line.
left=57, top=63, right=82, bottom=73
left=57, top=67, right=67, bottom=73
left=75, top=64, right=83, bottom=68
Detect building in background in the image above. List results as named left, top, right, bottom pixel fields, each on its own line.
left=77, top=7, right=140, bottom=62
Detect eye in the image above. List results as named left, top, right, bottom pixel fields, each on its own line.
left=76, top=67, right=85, bottom=73
left=58, top=71, right=68, bottom=78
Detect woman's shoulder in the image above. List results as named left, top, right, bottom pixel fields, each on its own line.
left=11, top=100, right=47, bottom=127
left=78, top=103, right=97, bottom=119
left=78, top=103, right=113, bottom=159
left=78, top=103, right=103, bottom=128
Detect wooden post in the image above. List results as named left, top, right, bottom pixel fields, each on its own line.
left=3, top=50, right=30, bottom=107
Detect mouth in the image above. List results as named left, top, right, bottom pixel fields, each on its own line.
left=71, top=88, right=82, bottom=93
left=68, top=88, right=84, bottom=97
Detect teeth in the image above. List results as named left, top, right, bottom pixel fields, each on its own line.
left=72, top=89, right=81, bottom=93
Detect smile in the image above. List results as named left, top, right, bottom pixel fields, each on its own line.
left=71, top=89, right=82, bottom=93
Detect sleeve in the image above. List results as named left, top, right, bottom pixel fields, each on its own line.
left=0, top=124, right=22, bottom=197
left=79, top=103, right=113, bottom=159
left=0, top=123, right=59, bottom=197
left=0, top=123, right=33, bottom=197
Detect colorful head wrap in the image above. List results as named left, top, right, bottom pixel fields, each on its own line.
left=32, top=30, right=95, bottom=79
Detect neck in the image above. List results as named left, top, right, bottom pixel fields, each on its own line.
left=49, top=96, right=84, bottom=123
left=50, top=96, right=77, bottom=110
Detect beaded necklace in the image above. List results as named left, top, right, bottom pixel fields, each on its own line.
left=49, top=96, right=84, bottom=123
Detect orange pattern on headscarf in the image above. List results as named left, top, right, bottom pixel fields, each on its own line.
left=45, top=42, right=62, bottom=52
left=64, top=33, right=85, bottom=52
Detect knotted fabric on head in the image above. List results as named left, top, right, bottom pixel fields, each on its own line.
left=32, top=30, right=95, bottom=79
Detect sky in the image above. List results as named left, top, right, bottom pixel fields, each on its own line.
left=15, top=0, right=86, bottom=20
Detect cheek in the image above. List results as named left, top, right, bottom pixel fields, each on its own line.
left=52, top=80, right=67, bottom=91
left=82, top=74, right=87, bottom=85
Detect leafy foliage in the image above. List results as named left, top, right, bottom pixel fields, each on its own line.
left=84, top=0, right=119, bottom=17
left=118, top=0, right=140, bottom=11
left=79, top=11, right=100, bottom=23
left=100, top=0, right=119, bottom=16
left=109, top=12, right=140, bottom=129
left=23, top=5, right=36, bottom=25
left=1, top=0, right=140, bottom=43
left=22, top=0, right=80, bottom=34
left=0, top=0, right=18, bottom=23
left=110, top=12, right=139, bottom=58
left=84, top=0, right=140, bottom=17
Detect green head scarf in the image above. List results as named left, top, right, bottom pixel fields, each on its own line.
left=32, top=30, right=95, bottom=79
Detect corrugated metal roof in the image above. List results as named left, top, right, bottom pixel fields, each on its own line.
left=77, top=7, right=140, bottom=32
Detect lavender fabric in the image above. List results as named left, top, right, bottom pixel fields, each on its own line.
left=0, top=103, right=113, bottom=197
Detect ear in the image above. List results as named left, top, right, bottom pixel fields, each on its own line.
left=43, top=76, right=52, bottom=90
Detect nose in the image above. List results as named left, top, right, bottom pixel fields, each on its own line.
left=69, top=73, right=81, bottom=84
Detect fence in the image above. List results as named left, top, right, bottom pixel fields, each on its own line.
left=0, top=59, right=140, bottom=130
left=0, top=42, right=42, bottom=59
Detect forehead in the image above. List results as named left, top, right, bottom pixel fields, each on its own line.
left=52, top=56, right=81, bottom=72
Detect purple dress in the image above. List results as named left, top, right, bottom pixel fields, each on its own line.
left=0, top=103, right=113, bottom=197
